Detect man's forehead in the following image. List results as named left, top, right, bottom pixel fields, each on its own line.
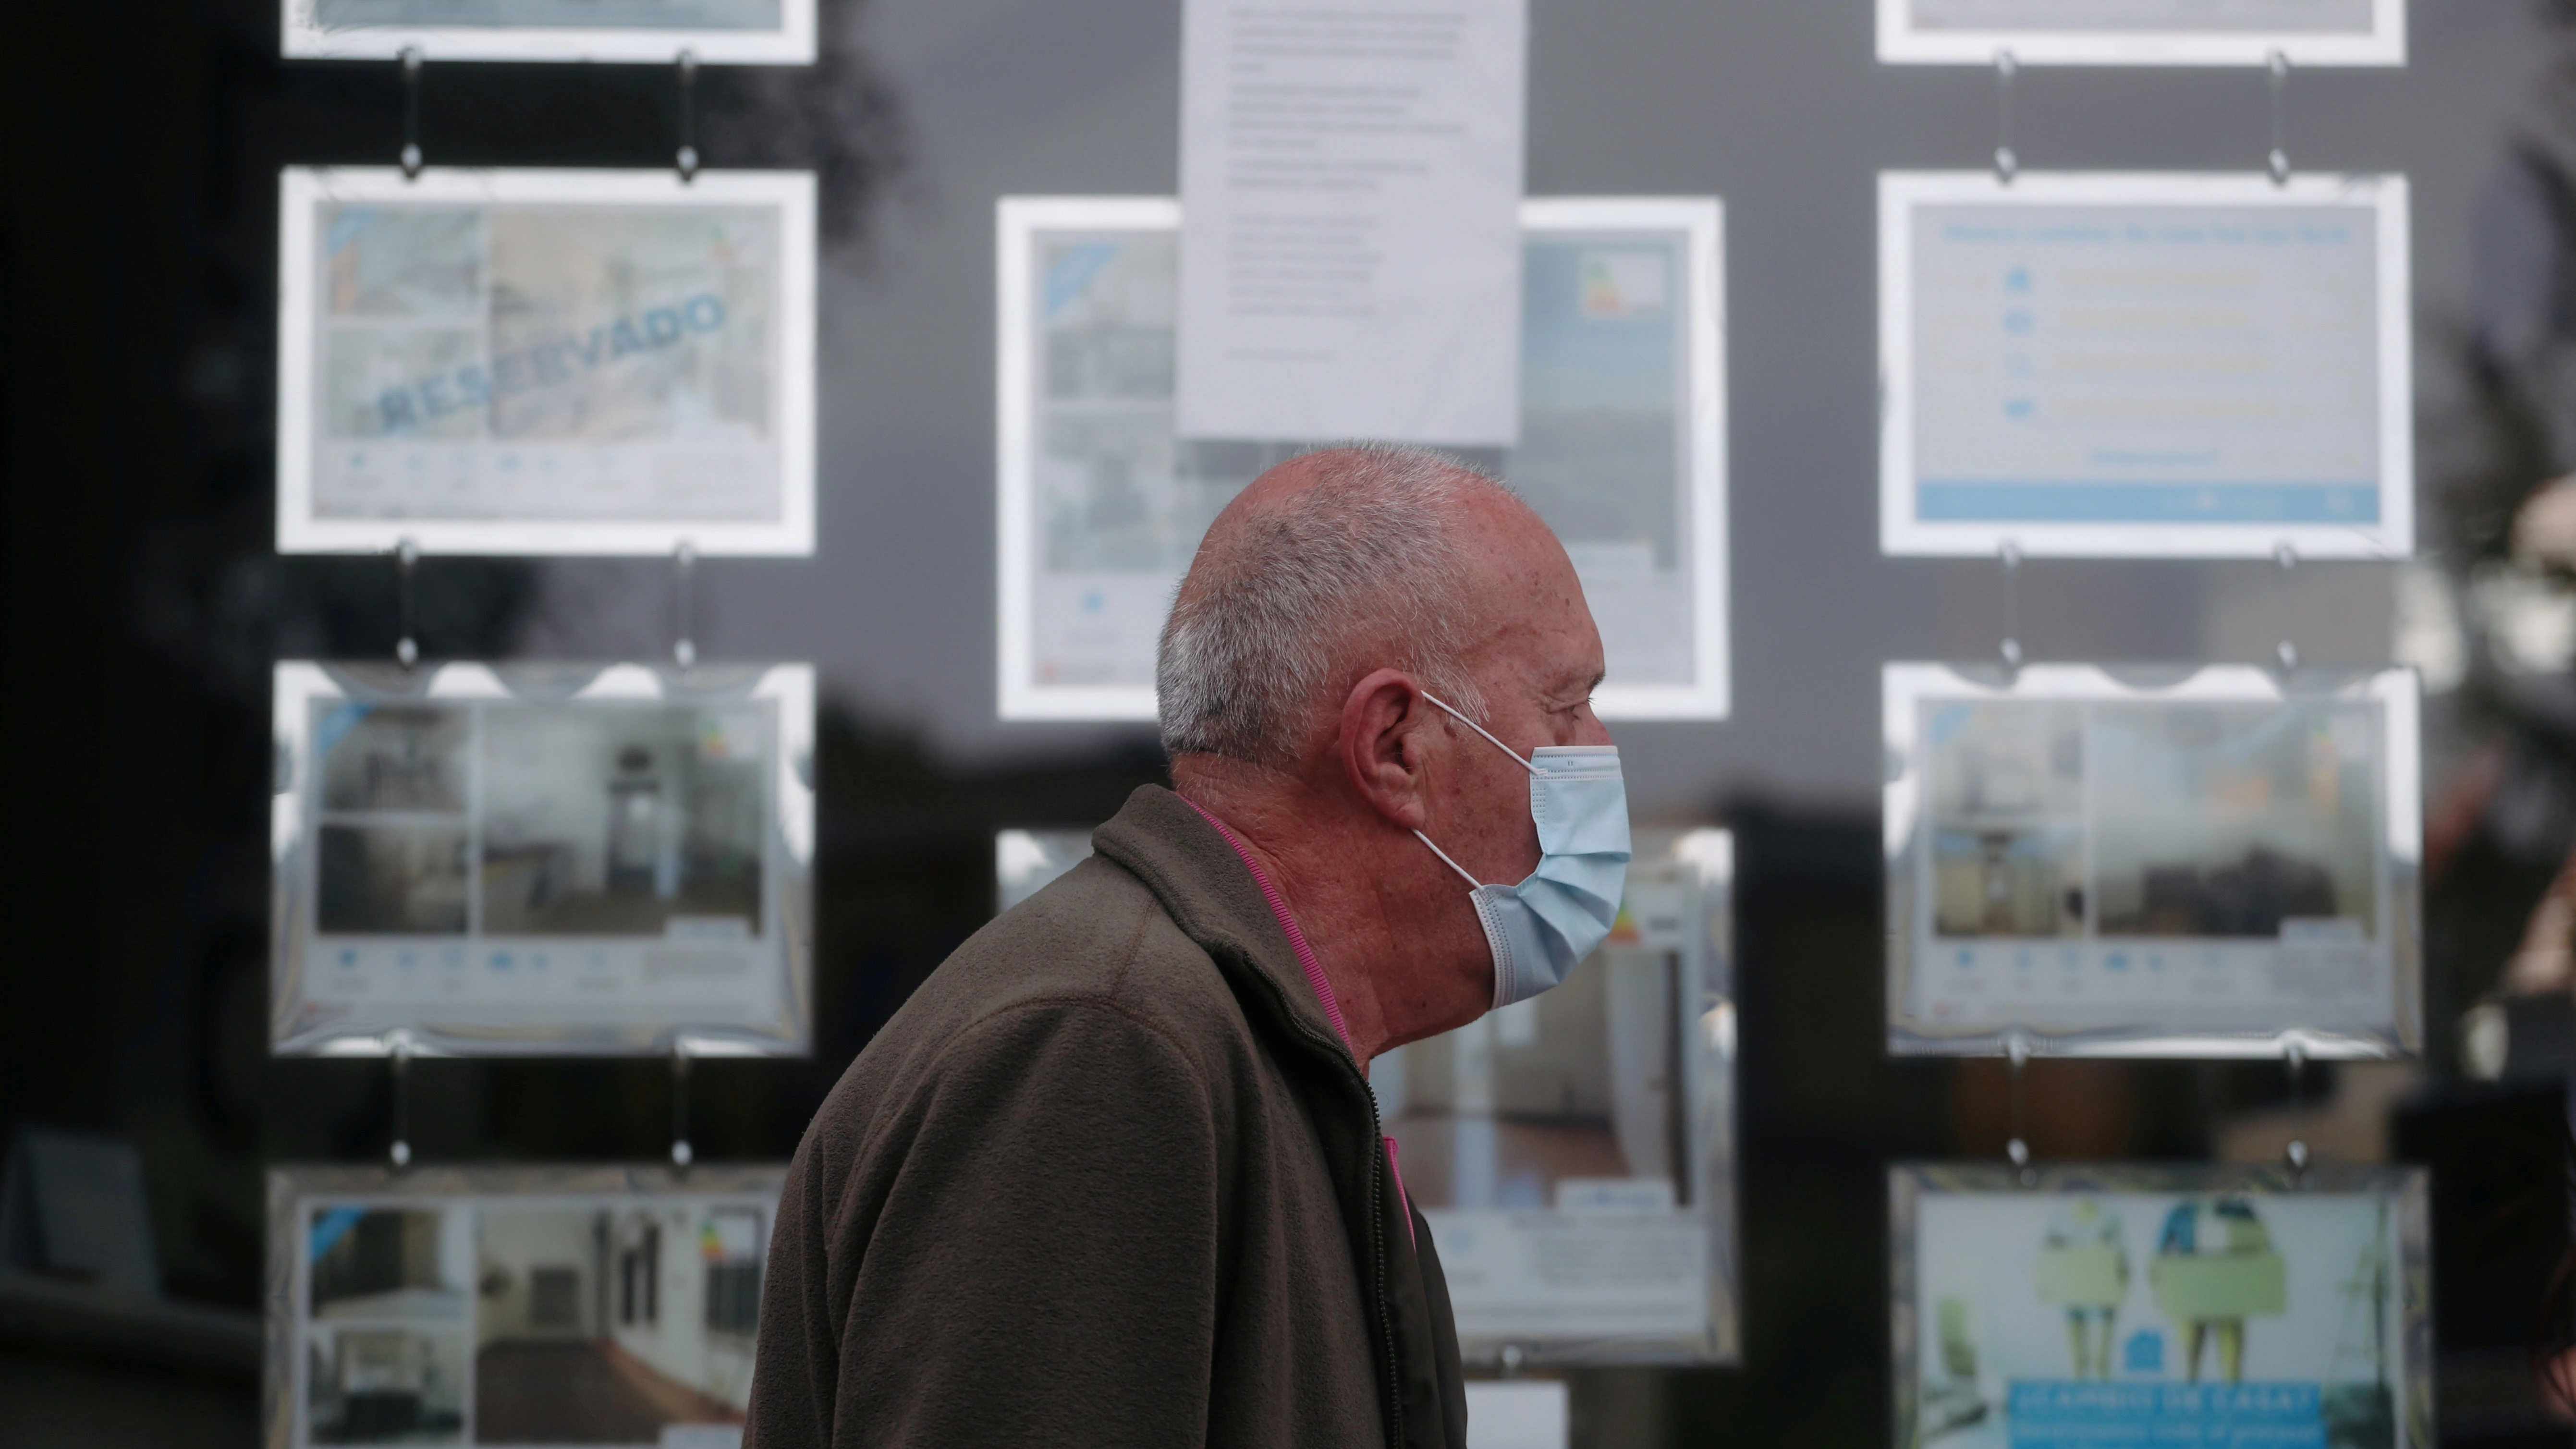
left=1471, top=548, right=1603, bottom=694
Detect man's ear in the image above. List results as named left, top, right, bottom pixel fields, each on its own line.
left=1336, top=668, right=1432, bottom=831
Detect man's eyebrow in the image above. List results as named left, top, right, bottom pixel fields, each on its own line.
left=1544, top=670, right=1604, bottom=702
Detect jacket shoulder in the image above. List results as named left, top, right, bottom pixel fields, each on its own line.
left=817, top=855, right=1252, bottom=1138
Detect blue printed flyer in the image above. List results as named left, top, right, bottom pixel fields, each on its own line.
left=1892, top=1166, right=2431, bottom=1449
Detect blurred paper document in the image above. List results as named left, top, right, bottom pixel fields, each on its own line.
left=278, top=168, right=816, bottom=556
left=1176, top=0, right=1527, bottom=445
left=1879, top=173, right=2410, bottom=558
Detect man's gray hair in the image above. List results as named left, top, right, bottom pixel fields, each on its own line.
left=1157, top=444, right=1499, bottom=767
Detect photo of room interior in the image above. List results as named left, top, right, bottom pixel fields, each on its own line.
left=477, top=705, right=769, bottom=938
left=1378, top=938, right=1690, bottom=1213
left=1926, top=698, right=2381, bottom=943
left=312, top=703, right=476, bottom=936
left=471, top=1203, right=764, bottom=1445
left=1926, top=701, right=2087, bottom=939
left=2088, top=702, right=2379, bottom=941
left=305, top=1206, right=472, bottom=1444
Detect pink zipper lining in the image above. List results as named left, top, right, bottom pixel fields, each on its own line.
left=1182, top=798, right=1351, bottom=1051
left=1182, top=797, right=1415, bottom=1246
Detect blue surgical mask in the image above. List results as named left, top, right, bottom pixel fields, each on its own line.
left=1412, top=692, right=1631, bottom=1009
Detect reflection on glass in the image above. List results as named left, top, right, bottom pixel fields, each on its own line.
left=994, top=829, right=1094, bottom=913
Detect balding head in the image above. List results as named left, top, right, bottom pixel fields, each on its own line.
left=1160, top=444, right=1609, bottom=1057
left=1157, top=445, right=1544, bottom=768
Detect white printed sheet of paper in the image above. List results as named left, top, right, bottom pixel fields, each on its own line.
left=997, top=196, right=1727, bottom=721
left=1884, top=663, right=2422, bottom=1058
left=1877, top=0, right=2404, bottom=66
left=282, top=0, right=817, bottom=63
left=277, top=168, right=817, bottom=556
left=1376, top=835, right=1738, bottom=1363
left=269, top=661, right=815, bottom=1057
left=1174, top=0, right=1527, bottom=445
left=1890, top=1165, right=2431, bottom=1449
left=267, top=1165, right=784, bottom=1449
left=1880, top=173, right=2410, bottom=559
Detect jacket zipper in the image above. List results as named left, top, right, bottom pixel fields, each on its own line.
left=1264, top=978, right=1408, bottom=1449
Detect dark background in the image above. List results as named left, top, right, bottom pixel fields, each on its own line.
left=4, top=0, right=2572, bottom=1444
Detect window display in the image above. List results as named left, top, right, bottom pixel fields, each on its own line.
left=277, top=167, right=817, bottom=556
left=267, top=1165, right=783, bottom=1449
left=1891, top=1164, right=2431, bottom=1449
left=1378, top=831, right=1739, bottom=1363
left=998, top=195, right=1728, bottom=720
left=1884, top=663, right=2422, bottom=1057
left=1880, top=172, right=2411, bottom=559
left=1176, top=0, right=1526, bottom=445
left=270, top=661, right=815, bottom=1056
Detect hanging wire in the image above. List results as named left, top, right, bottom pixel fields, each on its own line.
left=2282, top=1037, right=2311, bottom=1176
left=2273, top=541, right=2300, bottom=673
left=676, top=50, right=701, bottom=182
left=388, top=1031, right=415, bottom=1171
left=2005, top=1033, right=2034, bottom=1183
left=671, top=1042, right=695, bottom=1170
left=1993, top=50, right=2019, bottom=183
left=395, top=537, right=421, bottom=669
left=1999, top=541, right=2025, bottom=671
left=673, top=540, right=698, bottom=670
left=2267, top=49, right=2291, bottom=184
left=399, top=47, right=424, bottom=179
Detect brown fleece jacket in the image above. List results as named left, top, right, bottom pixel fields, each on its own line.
left=743, top=784, right=1466, bottom=1449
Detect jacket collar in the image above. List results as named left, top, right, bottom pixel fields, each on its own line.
left=1090, top=784, right=1356, bottom=1070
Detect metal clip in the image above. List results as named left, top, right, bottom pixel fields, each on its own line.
left=2005, top=1032, right=2034, bottom=1184
left=2282, top=1036, right=2311, bottom=1179
left=399, top=47, right=425, bottom=179
left=671, top=1039, right=695, bottom=1171
left=676, top=50, right=701, bottom=182
left=395, top=537, right=421, bottom=669
left=387, top=1030, right=415, bottom=1171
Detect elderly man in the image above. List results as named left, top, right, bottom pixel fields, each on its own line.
left=744, top=444, right=1628, bottom=1449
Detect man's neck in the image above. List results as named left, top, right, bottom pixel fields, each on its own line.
left=1172, top=766, right=1416, bottom=1065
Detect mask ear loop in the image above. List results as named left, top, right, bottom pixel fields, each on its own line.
left=1415, top=689, right=1538, bottom=888
left=1413, top=692, right=1533, bottom=1010
left=1420, top=690, right=1538, bottom=776
left=1415, top=828, right=1488, bottom=889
